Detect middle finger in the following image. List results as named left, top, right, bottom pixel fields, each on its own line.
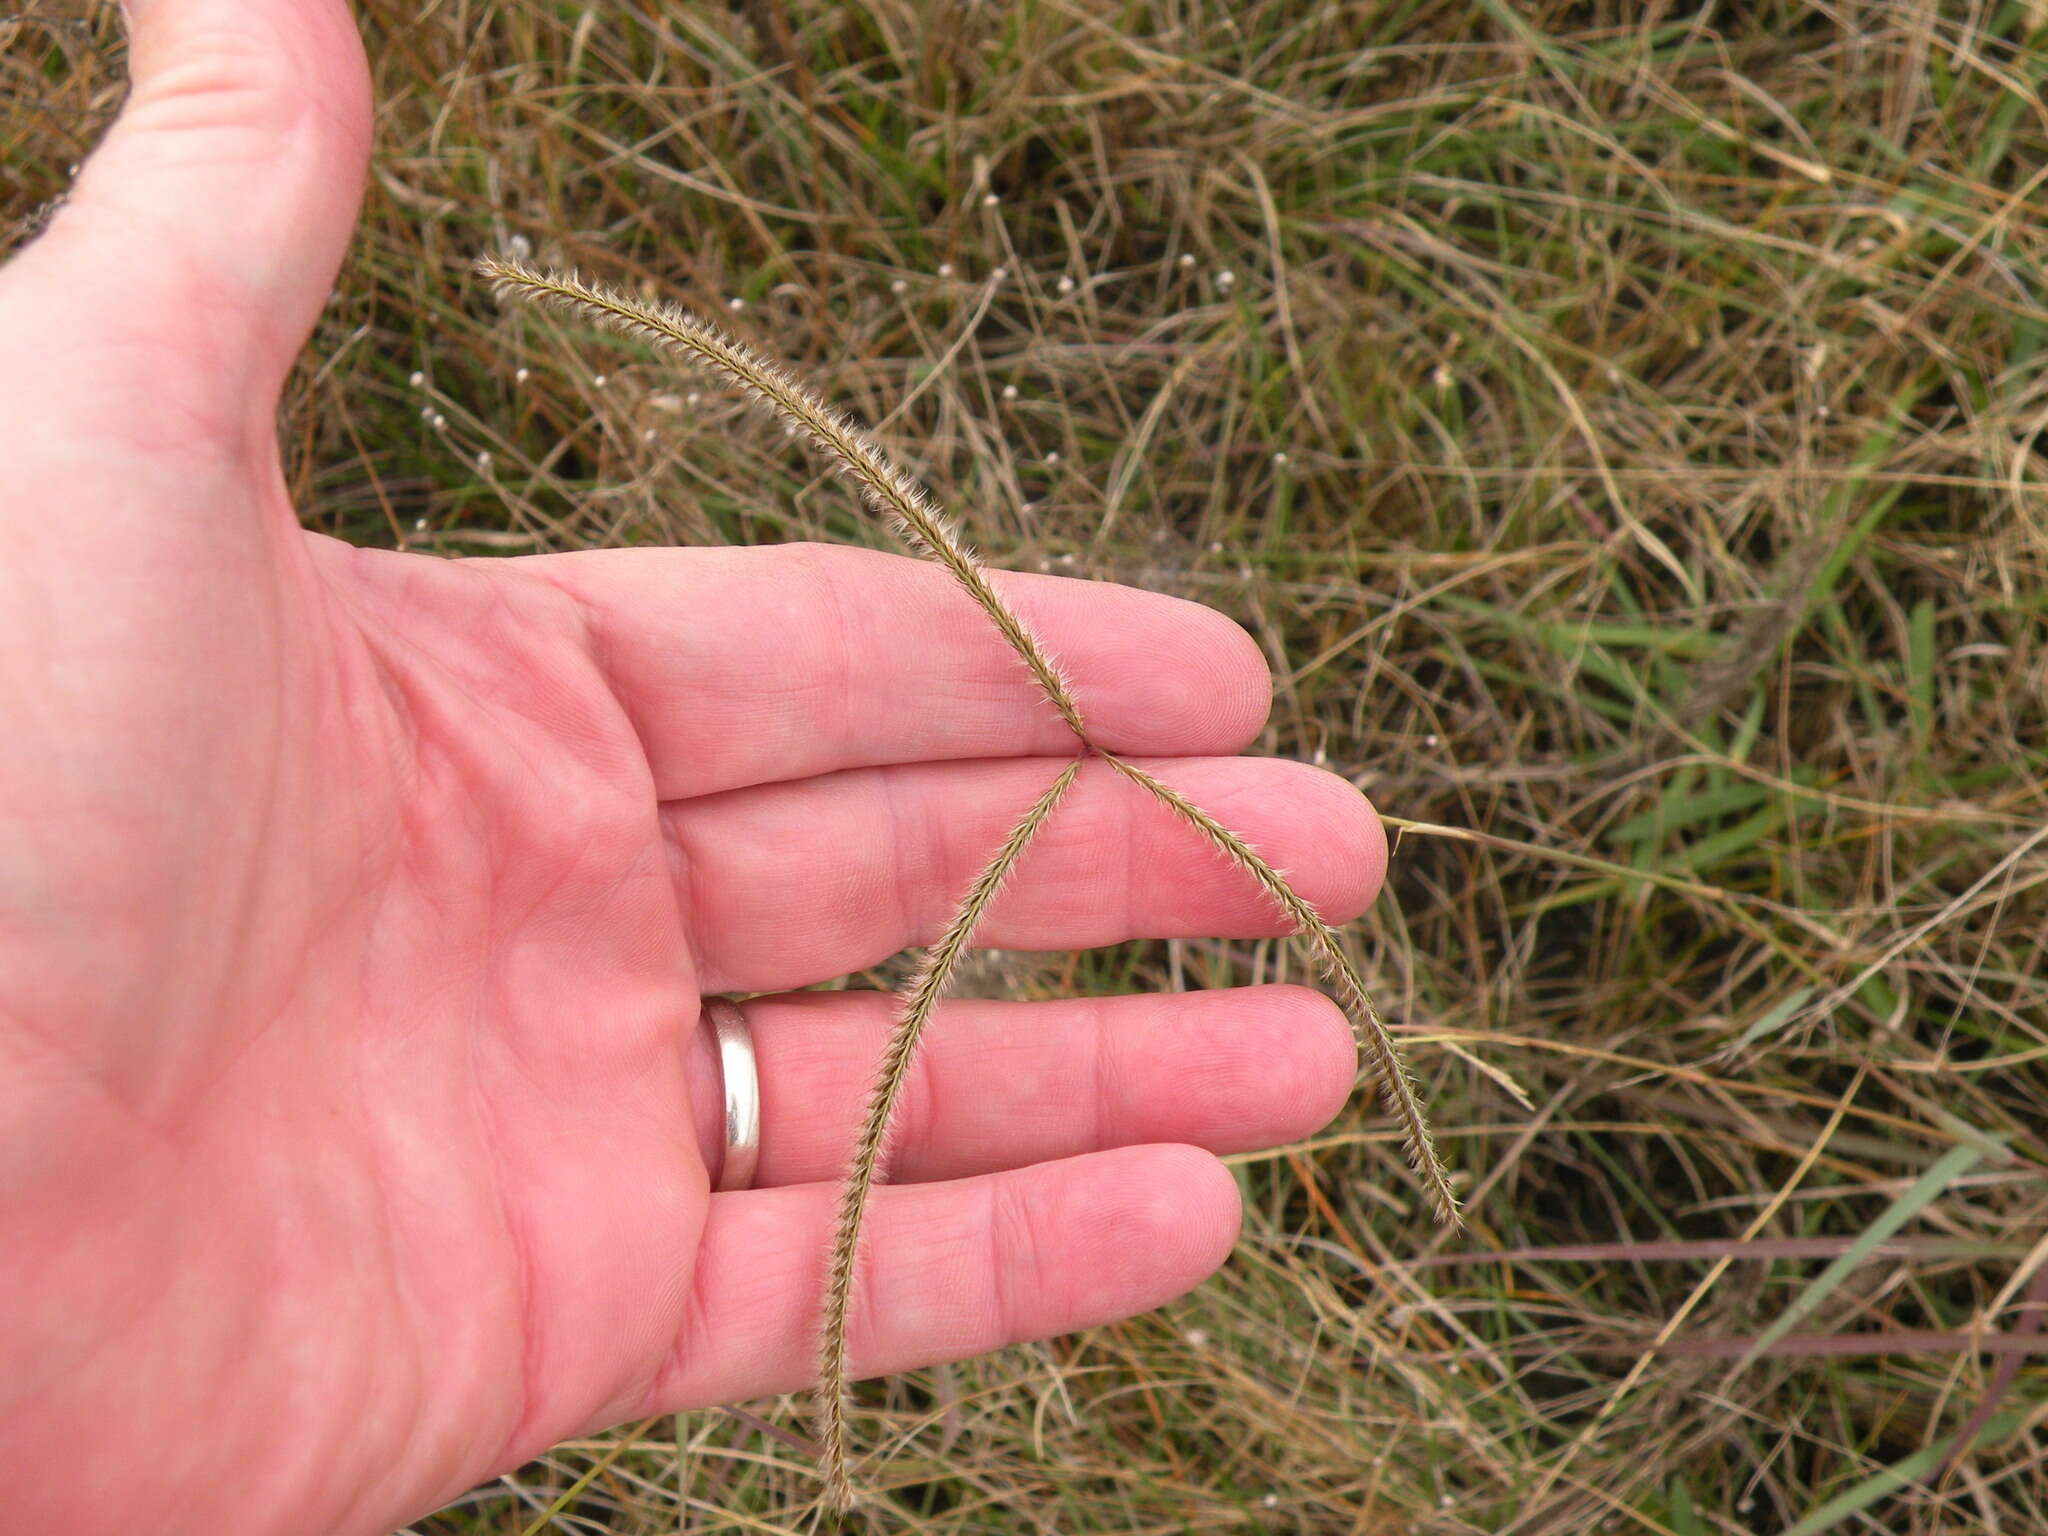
left=665, top=754, right=1387, bottom=996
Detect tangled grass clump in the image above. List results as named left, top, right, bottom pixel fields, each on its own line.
left=479, top=256, right=1457, bottom=1512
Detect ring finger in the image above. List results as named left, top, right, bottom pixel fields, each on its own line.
left=682, top=984, right=1360, bottom=1189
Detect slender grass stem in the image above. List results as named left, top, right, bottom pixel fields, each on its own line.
left=816, top=757, right=1085, bottom=1511
left=1099, top=753, right=1460, bottom=1227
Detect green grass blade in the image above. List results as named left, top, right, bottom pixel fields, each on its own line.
left=1736, top=1140, right=1990, bottom=1370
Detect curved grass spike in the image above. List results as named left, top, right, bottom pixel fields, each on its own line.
left=477, top=258, right=1089, bottom=742
left=477, top=260, right=1458, bottom=1510
left=816, top=756, right=1083, bottom=1510
left=1098, top=753, right=1459, bottom=1227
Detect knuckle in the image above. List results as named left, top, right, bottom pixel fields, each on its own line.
left=140, top=26, right=322, bottom=144
left=984, top=1176, right=1054, bottom=1341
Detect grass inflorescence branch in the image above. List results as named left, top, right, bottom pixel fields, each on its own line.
left=815, top=755, right=1084, bottom=1510
left=478, top=258, right=1087, bottom=740
left=480, top=258, right=1458, bottom=1513
left=1098, top=753, right=1456, bottom=1225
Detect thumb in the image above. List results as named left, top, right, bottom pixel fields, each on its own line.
left=22, top=0, right=371, bottom=405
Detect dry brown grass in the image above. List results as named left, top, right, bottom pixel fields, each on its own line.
left=10, top=1, right=2048, bottom=1531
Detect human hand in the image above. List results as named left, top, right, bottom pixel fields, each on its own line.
left=0, top=2, right=1386, bottom=1530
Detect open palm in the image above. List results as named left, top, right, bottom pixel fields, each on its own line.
left=0, top=3, right=1384, bottom=1531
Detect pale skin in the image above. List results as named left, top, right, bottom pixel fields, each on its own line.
left=0, top=2, right=1388, bottom=1531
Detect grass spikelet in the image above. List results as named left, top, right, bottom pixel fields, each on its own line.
left=1099, top=752, right=1460, bottom=1228
left=477, top=257, right=1089, bottom=741
left=816, top=757, right=1085, bottom=1511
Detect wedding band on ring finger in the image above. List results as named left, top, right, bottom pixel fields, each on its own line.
left=705, top=998, right=761, bottom=1192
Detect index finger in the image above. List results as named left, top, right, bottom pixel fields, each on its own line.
left=523, top=542, right=1274, bottom=799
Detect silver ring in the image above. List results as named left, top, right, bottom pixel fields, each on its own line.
left=706, top=998, right=761, bottom=1192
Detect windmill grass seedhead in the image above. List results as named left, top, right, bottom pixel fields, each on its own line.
left=480, top=258, right=1458, bottom=1514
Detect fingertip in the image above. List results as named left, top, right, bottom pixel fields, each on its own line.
left=1178, top=757, right=1383, bottom=927
left=1259, top=985, right=1363, bottom=1130
left=1017, top=1145, right=1241, bottom=1331
left=994, top=570, right=1274, bottom=756
left=1353, top=782, right=1391, bottom=918
left=1144, top=986, right=1358, bottom=1155
left=1122, top=1143, right=1242, bottom=1279
left=1097, top=599, right=1271, bottom=756
left=1271, top=760, right=1387, bottom=925
left=1207, top=606, right=1280, bottom=748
